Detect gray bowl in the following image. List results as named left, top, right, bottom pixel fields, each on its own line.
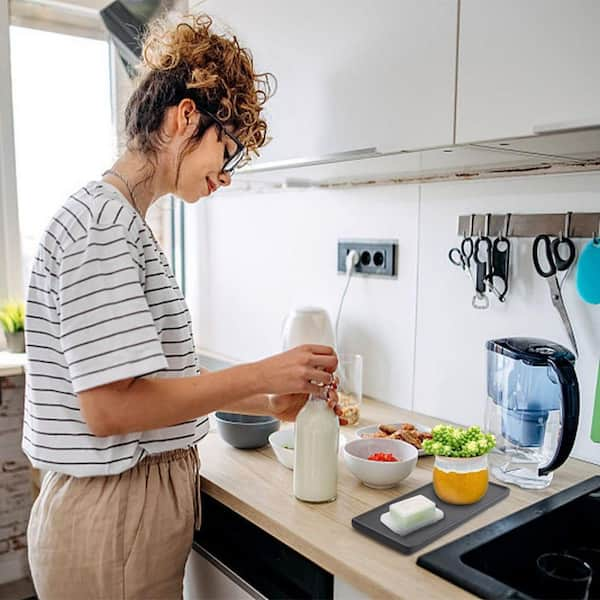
left=215, top=412, right=280, bottom=449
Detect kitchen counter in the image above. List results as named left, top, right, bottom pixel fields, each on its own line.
left=198, top=397, right=600, bottom=600
left=0, top=352, right=26, bottom=377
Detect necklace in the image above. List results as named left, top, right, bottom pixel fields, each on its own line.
left=102, top=168, right=143, bottom=219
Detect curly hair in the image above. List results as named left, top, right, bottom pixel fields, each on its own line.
left=124, top=13, right=275, bottom=173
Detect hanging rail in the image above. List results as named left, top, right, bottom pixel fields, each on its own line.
left=457, top=212, right=600, bottom=238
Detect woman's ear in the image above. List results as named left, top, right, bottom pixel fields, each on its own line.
left=176, top=98, right=198, bottom=136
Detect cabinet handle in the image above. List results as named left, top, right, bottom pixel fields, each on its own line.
left=533, top=118, right=600, bottom=135
left=192, top=542, right=267, bottom=600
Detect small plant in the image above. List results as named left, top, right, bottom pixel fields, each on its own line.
left=422, top=424, right=495, bottom=458
left=0, top=302, right=25, bottom=334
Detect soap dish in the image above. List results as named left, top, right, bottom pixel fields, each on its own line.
left=380, top=508, right=444, bottom=537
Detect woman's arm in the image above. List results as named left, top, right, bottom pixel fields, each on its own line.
left=78, top=345, right=337, bottom=436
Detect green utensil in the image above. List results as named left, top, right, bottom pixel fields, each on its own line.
left=592, top=361, right=600, bottom=443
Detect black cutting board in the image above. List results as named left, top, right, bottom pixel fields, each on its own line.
left=352, top=481, right=509, bottom=555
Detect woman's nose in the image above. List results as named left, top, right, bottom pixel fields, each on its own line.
left=218, top=172, right=232, bottom=187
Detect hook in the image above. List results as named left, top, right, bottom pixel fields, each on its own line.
left=561, top=211, right=572, bottom=241
left=484, top=213, right=491, bottom=238
left=502, top=213, right=511, bottom=239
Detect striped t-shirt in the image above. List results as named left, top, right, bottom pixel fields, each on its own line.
left=23, top=180, right=209, bottom=477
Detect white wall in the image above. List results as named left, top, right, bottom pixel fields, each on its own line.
left=185, top=171, right=600, bottom=464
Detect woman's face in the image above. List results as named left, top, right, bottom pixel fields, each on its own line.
left=173, top=110, right=234, bottom=203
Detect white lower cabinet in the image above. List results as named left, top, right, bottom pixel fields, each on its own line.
left=183, top=547, right=260, bottom=600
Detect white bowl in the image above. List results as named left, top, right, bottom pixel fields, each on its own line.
left=343, top=438, right=418, bottom=489
left=269, top=429, right=347, bottom=470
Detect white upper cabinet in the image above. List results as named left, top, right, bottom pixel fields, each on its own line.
left=196, top=0, right=458, bottom=165
left=456, top=0, right=600, bottom=144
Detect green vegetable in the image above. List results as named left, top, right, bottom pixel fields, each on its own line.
left=422, top=424, right=495, bottom=458
left=283, top=444, right=294, bottom=450
left=0, top=302, right=25, bottom=334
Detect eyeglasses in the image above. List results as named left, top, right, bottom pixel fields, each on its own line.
left=199, top=109, right=246, bottom=175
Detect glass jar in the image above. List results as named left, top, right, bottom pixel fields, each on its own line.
left=432, top=454, right=489, bottom=505
left=337, top=354, right=363, bottom=426
left=293, top=396, right=339, bottom=503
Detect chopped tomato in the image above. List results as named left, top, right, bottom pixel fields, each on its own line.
left=368, top=452, right=398, bottom=462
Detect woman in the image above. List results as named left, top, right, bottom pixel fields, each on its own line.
left=24, top=13, right=340, bottom=599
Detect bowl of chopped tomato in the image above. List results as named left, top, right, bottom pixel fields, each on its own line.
left=343, top=438, right=418, bottom=489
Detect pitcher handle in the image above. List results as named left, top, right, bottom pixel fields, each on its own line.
left=539, top=356, right=580, bottom=476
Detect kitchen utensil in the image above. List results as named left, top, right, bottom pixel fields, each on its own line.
left=449, top=215, right=489, bottom=309
left=352, top=481, right=509, bottom=555
left=343, top=438, right=417, bottom=489
left=576, top=234, right=600, bottom=304
left=215, top=412, right=280, bottom=449
left=485, top=338, right=579, bottom=489
left=356, top=422, right=432, bottom=456
left=533, top=233, right=579, bottom=357
left=448, top=236, right=475, bottom=282
left=474, top=235, right=493, bottom=293
left=592, top=361, right=600, bottom=443
left=281, top=307, right=335, bottom=350
left=491, top=236, right=510, bottom=302
left=268, top=428, right=347, bottom=470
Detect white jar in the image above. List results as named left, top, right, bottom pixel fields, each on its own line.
left=293, top=396, right=339, bottom=503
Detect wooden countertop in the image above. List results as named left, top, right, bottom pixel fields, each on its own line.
left=0, top=352, right=26, bottom=377
left=198, top=397, right=600, bottom=599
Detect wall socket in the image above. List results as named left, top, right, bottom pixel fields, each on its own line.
left=337, top=239, right=398, bottom=277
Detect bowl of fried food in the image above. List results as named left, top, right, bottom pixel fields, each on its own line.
left=355, top=422, right=433, bottom=456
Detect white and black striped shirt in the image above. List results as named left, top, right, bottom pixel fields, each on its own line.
left=23, top=181, right=209, bottom=477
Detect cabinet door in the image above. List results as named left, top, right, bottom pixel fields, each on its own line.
left=456, top=0, right=600, bottom=143
left=194, top=0, right=457, bottom=164
left=183, top=549, right=257, bottom=600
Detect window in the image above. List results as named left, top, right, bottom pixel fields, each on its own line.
left=9, top=25, right=116, bottom=290
left=0, top=6, right=180, bottom=333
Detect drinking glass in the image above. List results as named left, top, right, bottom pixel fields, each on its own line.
left=337, top=354, right=363, bottom=426
left=535, top=552, right=593, bottom=600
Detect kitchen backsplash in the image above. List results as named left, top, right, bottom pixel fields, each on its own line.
left=185, top=171, right=600, bottom=465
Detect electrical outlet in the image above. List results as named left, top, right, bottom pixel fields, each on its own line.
left=337, top=239, right=397, bottom=277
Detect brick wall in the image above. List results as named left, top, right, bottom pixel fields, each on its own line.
left=0, top=375, right=31, bottom=586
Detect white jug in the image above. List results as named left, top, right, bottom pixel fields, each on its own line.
left=281, top=307, right=335, bottom=350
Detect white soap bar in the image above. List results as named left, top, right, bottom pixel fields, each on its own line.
left=389, top=494, right=436, bottom=529
left=380, top=507, right=444, bottom=537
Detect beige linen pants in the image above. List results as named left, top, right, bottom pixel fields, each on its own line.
left=28, top=447, right=201, bottom=600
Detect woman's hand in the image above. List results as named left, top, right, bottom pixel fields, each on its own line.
left=268, top=388, right=347, bottom=424
left=253, top=345, right=338, bottom=397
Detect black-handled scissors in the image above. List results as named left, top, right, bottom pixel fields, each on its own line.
left=532, top=234, right=578, bottom=356
left=532, top=234, right=576, bottom=276
left=448, top=237, right=474, bottom=274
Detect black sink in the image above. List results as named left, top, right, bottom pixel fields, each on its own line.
left=417, top=476, right=600, bottom=599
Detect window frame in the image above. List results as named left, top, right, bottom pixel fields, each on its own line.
left=0, top=0, right=24, bottom=304
left=0, top=0, right=184, bottom=313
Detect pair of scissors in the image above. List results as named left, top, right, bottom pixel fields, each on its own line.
left=449, top=237, right=490, bottom=309
left=532, top=234, right=578, bottom=357
left=448, top=237, right=474, bottom=283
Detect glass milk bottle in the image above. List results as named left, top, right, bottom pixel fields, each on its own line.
left=293, top=396, right=339, bottom=503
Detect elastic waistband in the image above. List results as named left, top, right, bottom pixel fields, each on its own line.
left=139, top=446, right=199, bottom=467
